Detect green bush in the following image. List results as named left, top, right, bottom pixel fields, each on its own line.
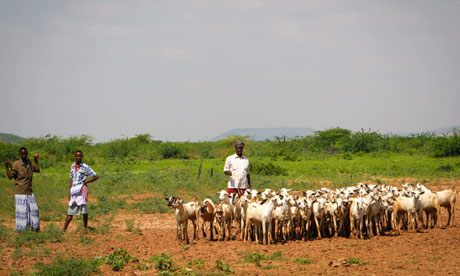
left=313, top=127, right=351, bottom=152
left=148, top=253, right=176, bottom=273
left=432, top=132, right=460, bottom=157
left=0, top=142, right=19, bottom=163
left=104, top=249, right=137, bottom=271
left=250, top=160, right=287, bottom=176
left=342, top=129, right=385, bottom=153
left=159, top=142, right=186, bottom=159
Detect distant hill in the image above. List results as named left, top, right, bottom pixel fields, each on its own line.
left=433, top=125, right=460, bottom=136
left=0, top=133, right=24, bottom=144
left=210, top=127, right=317, bottom=141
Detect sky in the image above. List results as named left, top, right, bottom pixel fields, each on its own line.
left=1, top=0, right=459, bottom=142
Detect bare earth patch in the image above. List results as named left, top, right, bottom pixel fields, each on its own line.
left=1, top=182, right=459, bottom=275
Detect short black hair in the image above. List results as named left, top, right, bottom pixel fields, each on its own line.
left=19, top=147, right=27, bottom=153
left=75, top=150, right=83, bottom=155
left=234, top=141, right=245, bottom=147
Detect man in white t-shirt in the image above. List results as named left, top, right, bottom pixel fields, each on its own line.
left=223, top=141, right=251, bottom=195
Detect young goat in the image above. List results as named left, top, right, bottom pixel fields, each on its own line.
left=200, top=198, right=217, bottom=240
left=165, top=196, right=200, bottom=244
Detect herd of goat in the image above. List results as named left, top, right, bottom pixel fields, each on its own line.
left=165, top=183, right=457, bottom=244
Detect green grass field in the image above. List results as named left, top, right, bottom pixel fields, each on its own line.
left=1, top=153, right=459, bottom=223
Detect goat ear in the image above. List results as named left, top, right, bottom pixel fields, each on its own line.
left=165, top=197, right=169, bottom=201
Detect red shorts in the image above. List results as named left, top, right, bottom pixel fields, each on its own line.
left=227, top=188, right=247, bottom=195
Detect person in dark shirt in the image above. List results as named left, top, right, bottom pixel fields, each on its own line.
left=5, top=147, right=41, bottom=231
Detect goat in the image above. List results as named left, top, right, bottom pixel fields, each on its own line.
left=245, top=195, right=284, bottom=244
left=436, top=185, right=457, bottom=227
left=165, top=196, right=200, bottom=244
left=200, top=198, right=217, bottom=240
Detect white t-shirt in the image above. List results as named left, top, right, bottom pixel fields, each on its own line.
left=223, top=153, right=250, bottom=189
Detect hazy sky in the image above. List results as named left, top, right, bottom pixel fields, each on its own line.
left=1, top=0, right=459, bottom=142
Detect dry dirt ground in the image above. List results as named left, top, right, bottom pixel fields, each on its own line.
left=1, top=182, right=459, bottom=276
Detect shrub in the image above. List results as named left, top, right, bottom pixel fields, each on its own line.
left=342, top=129, right=385, bottom=153
left=0, top=142, right=19, bottom=163
left=313, top=127, right=351, bottom=152
left=104, top=249, right=137, bottom=271
left=250, top=161, right=287, bottom=176
left=432, top=131, right=460, bottom=157
left=159, top=142, right=186, bottom=159
left=148, top=253, right=176, bottom=273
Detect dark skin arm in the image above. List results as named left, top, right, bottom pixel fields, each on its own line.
left=69, top=179, right=72, bottom=201
left=33, top=154, right=40, bottom=173
left=5, top=160, right=13, bottom=179
left=84, top=175, right=99, bottom=185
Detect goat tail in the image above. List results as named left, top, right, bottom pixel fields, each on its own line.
left=452, top=185, right=456, bottom=192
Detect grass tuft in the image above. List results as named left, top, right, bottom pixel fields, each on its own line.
left=32, top=255, right=100, bottom=276
left=215, top=259, right=234, bottom=274
left=347, top=258, right=370, bottom=266
left=293, top=255, right=315, bottom=264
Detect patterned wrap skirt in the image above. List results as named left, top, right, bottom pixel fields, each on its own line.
left=15, top=194, right=40, bottom=231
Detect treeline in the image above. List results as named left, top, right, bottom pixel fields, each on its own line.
left=0, top=128, right=459, bottom=165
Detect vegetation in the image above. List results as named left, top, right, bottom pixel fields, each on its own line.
left=12, top=224, right=64, bottom=248
left=239, top=251, right=283, bottom=266
left=293, top=255, right=316, bottom=264
left=0, top=129, right=459, bottom=227
left=0, top=128, right=457, bottom=276
left=347, top=258, right=370, bottom=266
left=215, top=259, right=234, bottom=274
left=147, top=253, right=176, bottom=274
left=104, top=249, right=137, bottom=271
left=32, top=255, right=100, bottom=276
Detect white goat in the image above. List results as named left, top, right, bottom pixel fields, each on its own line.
left=245, top=195, right=284, bottom=244
left=165, top=196, right=200, bottom=244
